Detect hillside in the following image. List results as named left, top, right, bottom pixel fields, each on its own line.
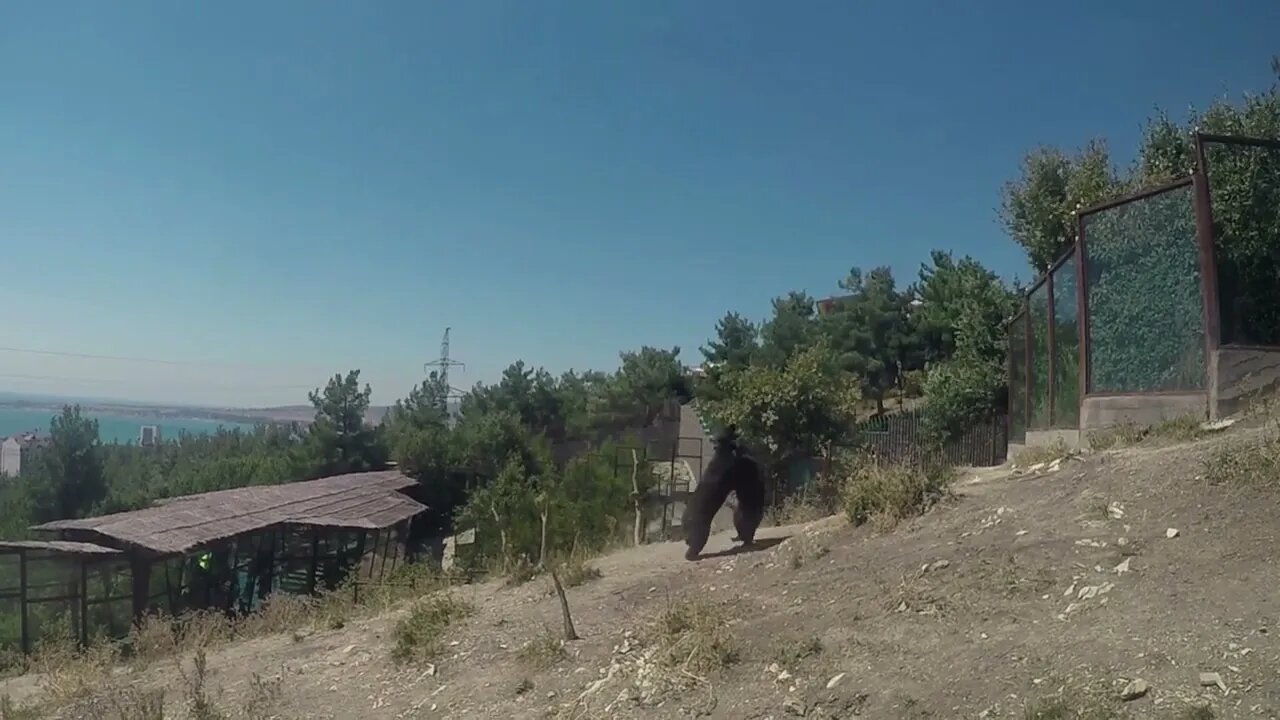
left=7, top=422, right=1280, bottom=719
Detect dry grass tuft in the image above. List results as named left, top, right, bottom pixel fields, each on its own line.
left=1089, top=414, right=1208, bottom=451
left=515, top=628, right=567, bottom=670
left=556, top=555, right=602, bottom=588
left=770, top=635, right=823, bottom=668
left=0, top=693, right=44, bottom=719
left=648, top=598, right=739, bottom=675
left=390, top=594, right=475, bottom=664
left=1206, top=418, right=1280, bottom=488
left=30, top=637, right=118, bottom=705
left=1013, top=439, right=1074, bottom=467
left=179, top=648, right=229, bottom=720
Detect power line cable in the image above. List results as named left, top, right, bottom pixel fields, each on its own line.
left=0, top=344, right=332, bottom=373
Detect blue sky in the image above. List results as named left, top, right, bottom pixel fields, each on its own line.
left=0, top=1, right=1276, bottom=407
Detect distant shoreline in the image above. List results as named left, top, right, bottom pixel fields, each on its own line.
left=0, top=400, right=299, bottom=426
left=0, top=400, right=393, bottom=427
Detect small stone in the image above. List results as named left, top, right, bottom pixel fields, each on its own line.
left=929, top=559, right=951, bottom=571
left=1120, top=679, right=1149, bottom=700
left=1166, top=528, right=1180, bottom=538
left=1114, top=558, right=1131, bottom=574
left=783, top=697, right=807, bottom=716
left=1200, top=672, right=1227, bottom=692
left=826, top=672, right=847, bottom=689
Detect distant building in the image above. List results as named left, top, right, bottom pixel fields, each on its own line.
left=816, top=294, right=854, bottom=315
left=1, top=431, right=51, bottom=478
left=139, top=425, right=161, bottom=447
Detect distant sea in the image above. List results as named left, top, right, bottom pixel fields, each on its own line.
left=0, top=408, right=254, bottom=445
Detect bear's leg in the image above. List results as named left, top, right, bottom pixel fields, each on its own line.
left=734, top=500, right=764, bottom=546
left=684, top=520, right=711, bottom=560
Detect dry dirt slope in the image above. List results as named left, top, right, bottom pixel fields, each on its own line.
left=12, top=426, right=1280, bottom=719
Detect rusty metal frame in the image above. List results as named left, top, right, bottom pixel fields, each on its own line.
left=1022, top=300, right=1031, bottom=433
left=1195, top=131, right=1280, bottom=351
left=1192, top=134, right=1221, bottom=375
left=1196, top=132, right=1280, bottom=150
left=1074, top=226, right=1089, bottom=406
left=1076, top=176, right=1193, bottom=219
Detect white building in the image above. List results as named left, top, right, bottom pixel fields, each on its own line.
left=0, top=431, right=50, bottom=478
left=139, top=425, right=161, bottom=447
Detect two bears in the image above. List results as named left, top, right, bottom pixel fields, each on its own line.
left=682, top=425, right=766, bottom=561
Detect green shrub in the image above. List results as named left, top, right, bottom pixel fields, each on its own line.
left=839, top=458, right=954, bottom=530
left=391, top=595, right=474, bottom=664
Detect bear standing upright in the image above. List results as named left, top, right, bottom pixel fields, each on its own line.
left=682, top=426, right=767, bottom=561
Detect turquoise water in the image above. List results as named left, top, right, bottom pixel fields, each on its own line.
left=0, top=408, right=254, bottom=445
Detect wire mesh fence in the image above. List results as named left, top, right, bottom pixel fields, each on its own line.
left=1081, top=181, right=1206, bottom=394
left=1201, top=137, right=1280, bottom=347
left=1008, top=310, right=1027, bottom=443
left=1027, top=281, right=1052, bottom=429
left=1050, top=256, right=1081, bottom=428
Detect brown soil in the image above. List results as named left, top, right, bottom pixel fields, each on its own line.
left=9, top=426, right=1280, bottom=719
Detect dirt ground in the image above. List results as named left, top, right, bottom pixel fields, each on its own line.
left=8, top=424, right=1280, bottom=719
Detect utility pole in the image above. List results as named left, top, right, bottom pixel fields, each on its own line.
left=424, top=327, right=467, bottom=416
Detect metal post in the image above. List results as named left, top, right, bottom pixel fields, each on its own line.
left=1022, top=300, right=1032, bottom=431
left=1192, top=135, right=1221, bottom=394
left=1076, top=215, right=1091, bottom=398
left=1046, top=268, right=1057, bottom=426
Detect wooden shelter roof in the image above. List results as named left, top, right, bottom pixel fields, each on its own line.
left=31, top=470, right=423, bottom=554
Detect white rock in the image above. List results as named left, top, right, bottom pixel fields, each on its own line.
left=1114, top=558, right=1131, bottom=574
left=1120, top=678, right=1149, bottom=701
left=826, top=672, right=847, bottom=689
left=1166, top=528, right=1180, bottom=538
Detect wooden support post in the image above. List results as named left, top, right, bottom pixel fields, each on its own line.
left=131, top=557, right=152, bottom=622
left=79, top=563, right=89, bottom=649
left=19, top=552, right=29, bottom=655
left=307, top=529, right=320, bottom=595
left=549, top=569, right=579, bottom=641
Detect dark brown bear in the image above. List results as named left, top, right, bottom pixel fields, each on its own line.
left=682, top=426, right=766, bottom=561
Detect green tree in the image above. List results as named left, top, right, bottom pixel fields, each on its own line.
left=999, top=140, right=1123, bottom=272
left=592, top=346, right=689, bottom=431
left=700, top=312, right=759, bottom=370
left=696, top=312, right=761, bottom=404
left=911, top=251, right=1017, bottom=366
left=701, top=341, right=860, bottom=473
left=756, top=292, right=818, bottom=369
left=820, top=267, right=915, bottom=416
left=306, top=370, right=388, bottom=476
left=33, top=405, right=107, bottom=521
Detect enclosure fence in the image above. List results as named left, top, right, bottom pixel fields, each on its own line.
left=1008, top=132, right=1280, bottom=440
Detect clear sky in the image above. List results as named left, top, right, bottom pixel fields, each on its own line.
left=0, top=1, right=1276, bottom=408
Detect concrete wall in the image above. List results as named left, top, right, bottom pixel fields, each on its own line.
left=1211, top=347, right=1280, bottom=418
left=1079, top=393, right=1207, bottom=431
left=1023, top=429, right=1082, bottom=450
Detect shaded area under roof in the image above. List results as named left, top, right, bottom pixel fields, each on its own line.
left=31, top=470, right=424, bottom=555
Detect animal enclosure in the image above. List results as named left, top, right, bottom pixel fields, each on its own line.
left=1009, top=132, right=1280, bottom=441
